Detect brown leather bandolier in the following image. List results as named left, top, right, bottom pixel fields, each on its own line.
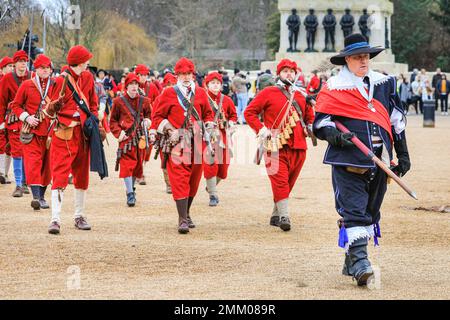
left=115, top=96, right=144, bottom=172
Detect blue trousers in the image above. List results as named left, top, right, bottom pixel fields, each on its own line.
left=332, top=164, right=387, bottom=229
left=236, top=92, right=249, bottom=123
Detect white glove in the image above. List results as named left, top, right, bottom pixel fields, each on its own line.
left=142, top=118, right=152, bottom=129
left=118, top=130, right=128, bottom=143
left=228, top=121, right=237, bottom=135
left=26, top=115, right=40, bottom=127
left=168, top=129, right=180, bottom=145
left=257, top=126, right=271, bottom=140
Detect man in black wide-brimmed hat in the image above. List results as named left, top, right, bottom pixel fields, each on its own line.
left=313, top=34, right=411, bottom=287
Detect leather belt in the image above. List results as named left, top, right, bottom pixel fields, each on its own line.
left=346, top=166, right=370, bottom=175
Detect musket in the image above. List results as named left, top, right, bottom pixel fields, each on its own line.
left=335, top=120, right=418, bottom=201
left=202, top=122, right=215, bottom=159
left=153, top=134, right=162, bottom=160
left=143, top=123, right=150, bottom=153
left=115, top=148, right=122, bottom=172
left=254, top=138, right=265, bottom=165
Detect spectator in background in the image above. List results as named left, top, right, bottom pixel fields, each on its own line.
left=432, top=68, right=442, bottom=111
left=436, top=74, right=449, bottom=115
left=399, top=75, right=412, bottom=115
left=232, top=71, right=250, bottom=124
left=306, top=70, right=322, bottom=96
left=221, top=71, right=231, bottom=96
left=256, top=73, right=275, bottom=94
left=116, top=74, right=127, bottom=97
left=411, top=75, right=422, bottom=114
left=410, top=68, right=419, bottom=83
left=196, top=72, right=204, bottom=87
left=421, top=78, right=433, bottom=104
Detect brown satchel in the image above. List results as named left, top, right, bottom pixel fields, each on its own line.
left=54, top=124, right=74, bottom=141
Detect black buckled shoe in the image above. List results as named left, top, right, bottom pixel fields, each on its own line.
left=279, top=216, right=291, bottom=232
left=31, top=199, right=41, bottom=211
left=39, top=199, right=50, bottom=209
left=270, top=216, right=280, bottom=227
left=187, top=216, right=196, bottom=229
left=209, top=195, right=219, bottom=207
left=178, top=220, right=190, bottom=234
left=127, top=192, right=136, bottom=207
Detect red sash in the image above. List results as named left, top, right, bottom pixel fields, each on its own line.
left=316, top=84, right=393, bottom=142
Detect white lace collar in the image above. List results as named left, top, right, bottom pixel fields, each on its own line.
left=327, top=66, right=389, bottom=92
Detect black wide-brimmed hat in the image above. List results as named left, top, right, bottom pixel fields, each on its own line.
left=330, top=33, right=385, bottom=66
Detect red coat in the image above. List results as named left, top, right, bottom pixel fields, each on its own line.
left=49, top=68, right=99, bottom=128
left=139, top=81, right=160, bottom=104
left=307, top=75, right=321, bottom=94
left=151, top=86, right=214, bottom=131
left=206, top=91, right=237, bottom=146
left=152, top=79, right=163, bottom=93
left=0, top=71, right=31, bottom=130
left=244, top=85, right=315, bottom=150
left=11, top=77, right=56, bottom=136
left=110, top=93, right=152, bottom=141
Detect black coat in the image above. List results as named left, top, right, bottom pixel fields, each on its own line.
left=436, top=79, right=450, bottom=95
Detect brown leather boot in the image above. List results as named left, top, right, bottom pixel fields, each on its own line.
left=176, top=198, right=189, bottom=234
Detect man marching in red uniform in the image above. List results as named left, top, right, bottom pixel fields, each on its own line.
left=203, top=72, right=237, bottom=207
left=245, top=59, right=315, bottom=232
left=0, top=50, right=31, bottom=196
left=110, top=73, right=152, bottom=207
left=135, top=64, right=160, bottom=185
left=306, top=70, right=322, bottom=96
left=10, top=54, right=55, bottom=211
left=44, top=45, right=99, bottom=235
left=151, top=58, right=214, bottom=234
left=0, top=56, right=14, bottom=184
left=150, top=72, right=178, bottom=194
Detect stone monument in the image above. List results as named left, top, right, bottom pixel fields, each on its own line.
left=261, top=0, right=408, bottom=75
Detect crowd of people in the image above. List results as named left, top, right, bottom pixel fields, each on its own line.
left=397, top=68, right=449, bottom=116
left=0, top=32, right=417, bottom=288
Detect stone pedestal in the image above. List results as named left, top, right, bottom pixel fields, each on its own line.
left=262, top=0, right=408, bottom=75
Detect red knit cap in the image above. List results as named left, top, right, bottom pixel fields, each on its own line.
left=125, top=73, right=140, bottom=88
left=174, top=57, right=195, bottom=74
left=204, top=72, right=223, bottom=86
left=163, top=73, right=177, bottom=87
left=67, top=45, right=93, bottom=66
left=13, top=50, right=29, bottom=63
left=135, top=64, right=150, bottom=76
left=34, top=54, right=52, bottom=69
left=276, top=59, right=298, bottom=75
left=0, top=56, right=14, bottom=69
